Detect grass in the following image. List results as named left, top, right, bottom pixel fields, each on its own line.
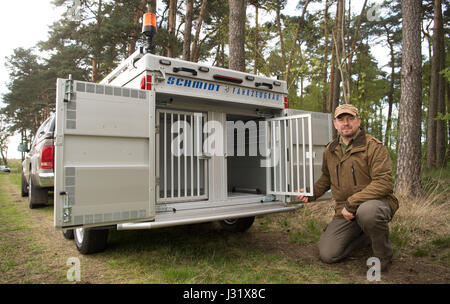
left=0, top=162, right=449, bottom=283
left=0, top=170, right=347, bottom=283
left=257, top=203, right=332, bottom=245
left=388, top=168, right=450, bottom=266
left=101, top=225, right=346, bottom=283
left=0, top=172, right=68, bottom=284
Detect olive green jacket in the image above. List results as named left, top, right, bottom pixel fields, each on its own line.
left=310, top=128, right=399, bottom=218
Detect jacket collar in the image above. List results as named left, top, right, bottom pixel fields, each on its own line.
left=330, top=128, right=366, bottom=152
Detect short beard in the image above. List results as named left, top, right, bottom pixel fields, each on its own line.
left=340, top=129, right=357, bottom=139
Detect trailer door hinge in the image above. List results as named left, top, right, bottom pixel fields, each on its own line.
left=64, top=76, right=75, bottom=103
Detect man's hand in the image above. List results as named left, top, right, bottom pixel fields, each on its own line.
left=296, top=189, right=309, bottom=203
left=341, top=207, right=355, bottom=221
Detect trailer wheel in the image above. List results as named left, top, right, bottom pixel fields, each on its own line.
left=21, top=172, right=29, bottom=197
left=219, top=217, right=255, bottom=232
left=74, top=228, right=109, bottom=254
left=62, top=229, right=74, bottom=240
left=28, top=177, right=48, bottom=208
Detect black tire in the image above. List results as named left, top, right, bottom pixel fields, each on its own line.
left=74, top=228, right=109, bottom=254
left=219, top=216, right=255, bottom=232
left=28, top=177, right=48, bottom=209
left=21, top=172, right=29, bottom=197
left=62, top=229, right=74, bottom=240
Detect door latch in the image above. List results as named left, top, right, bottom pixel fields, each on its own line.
left=198, top=153, right=212, bottom=160
left=60, top=191, right=72, bottom=223
left=63, top=207, right=72, bottom=223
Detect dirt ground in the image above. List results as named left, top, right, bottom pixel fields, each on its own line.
left=245, top=231, right=449, bottom=284
left=2, top=179, right=449, bottom=284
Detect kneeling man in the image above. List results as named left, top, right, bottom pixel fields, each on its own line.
left=297, top=104, right=398, bottom=272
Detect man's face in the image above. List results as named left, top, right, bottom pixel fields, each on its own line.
left=333, top=114, right=361, bottom=138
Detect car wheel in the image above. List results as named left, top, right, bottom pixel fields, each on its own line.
left=74, top=228, right=109, bottom=254
left=219, top=216, right=255, bottom=232
left=28, top=177, right=48, bottom=209
left=62, top=229, right=74, bottom=240
left=21, top=172, right=29, bottom=197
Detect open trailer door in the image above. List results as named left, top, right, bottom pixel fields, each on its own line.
left=266, top=114, right=314, bottom=198
left=54, top=78, right=156, bottom=229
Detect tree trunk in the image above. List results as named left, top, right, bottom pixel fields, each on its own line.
left=254, top=4, right=259, bottom=74
left=275, top=3, right=286, bottom=76
left=228, top=0, right=246, bottom=71
left=328, top=0, right=344, bottom=138
left=333, top=0, right=353, bottom=105
left=285, top=0, right=311, bottom=84
left=345, top=0, right=368, bottom=82
left=167, top=0, right=177, bottom=58
left=322, top=0, right=329, bottom=113
left=148, top=0, right=156, bottom=14
left=434, top=0, right=446, bottom=167
left=395, top=0, right=422, bottom=196
left=447, top=81, right=450, bottom=166
left=221, top=40, right=225, bottom=68
left=328, top=47, right=336, bottom=112
left=191, top=0, right=208, bottom=62
left=127, top=0, right=149, bottom=57
left=448, top=81, right=450, bottom=166
left=427, top=0, right=444, bottom=168
left=384, top=26, right=395, bottom=148
left=182, top=0, right=193, bottom=61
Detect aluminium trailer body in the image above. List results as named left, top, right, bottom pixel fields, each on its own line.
left=54, top=50, right=332, bottom=253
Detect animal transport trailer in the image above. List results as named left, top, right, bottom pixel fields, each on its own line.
left=53, top=51, right=332, bottom=253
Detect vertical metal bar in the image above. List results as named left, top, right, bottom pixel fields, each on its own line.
left=296, top=118, right=300, bottom=193
left=184, top=114, right=187, bottom=197
left=191, top=115, right=194, bottom=197
left=197, top=114, right=201, bottom=196
left=265, top=121, right=271, bottom=194
left=278, top=120, right=282, bottom=192
left=302, top=117, right=306, bottom=193
left=308, top=114, right=314, bottom=195
left=289, top=118, right=294, bottom=193
left=156, top=111, right=160, bottom=200
left=170, top=113, right=174, bottom=198
left=178, top=114, right=181, bottom=197
left=272, top=120, right=276, bottom=192
left=203, top=113, right=208, bottom=197
left=164, top=112, right=167, bottom=198
left=284, top=119, right=288, bottom=193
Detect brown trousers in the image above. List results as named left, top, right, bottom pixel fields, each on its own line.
left=318, top=199, right=393, bottom=263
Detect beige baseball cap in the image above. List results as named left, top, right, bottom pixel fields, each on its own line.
left=334, top=104, right=358, bottom=118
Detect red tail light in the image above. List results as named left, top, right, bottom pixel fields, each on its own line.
left=212, top=74, right=243, bottom=84
left=284, top=96, right=289, bottom=109
left=41, top=146, right=54, bottom=169
left=140, top=75, right=152, bottom=90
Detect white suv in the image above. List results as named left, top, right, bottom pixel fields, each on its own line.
left=21, top=114, right=55, bottom=208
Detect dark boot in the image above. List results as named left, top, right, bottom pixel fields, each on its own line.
left=380, top=254, right=393, bottom=272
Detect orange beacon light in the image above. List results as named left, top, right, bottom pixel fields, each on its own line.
left=142, top=13, right=157, bottom=53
